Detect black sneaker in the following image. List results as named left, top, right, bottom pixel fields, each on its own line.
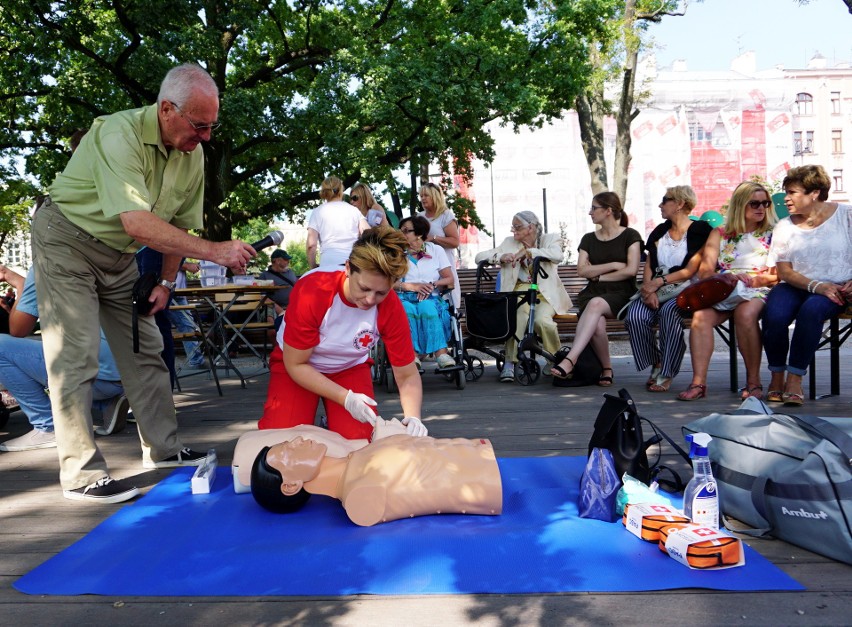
left=63, top=476, right=140, bottom=504
left=144, top=447, right=207, bottom=469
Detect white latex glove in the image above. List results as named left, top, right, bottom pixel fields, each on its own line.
left=402, top=416, right=428, bottom=437
left=344, top=390, right=378, bottom=425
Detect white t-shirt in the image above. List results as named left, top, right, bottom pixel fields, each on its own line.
left=418, top=210, right=460, bottom=307
left=770, top=203, right=852, bottom=284
left=278, top=270, right=414, bottom=373
left=308, top=200, right=364, bottom=268
left=403, top=243, right=450, bottom=296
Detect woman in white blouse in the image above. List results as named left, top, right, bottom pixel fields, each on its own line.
left=397, top=216, right=456, bottom=370
left=762, top=165, right=852, bottom=407
left=418, top=182, right=461, bottom=308
left=307, top=176, right=369, bottom=270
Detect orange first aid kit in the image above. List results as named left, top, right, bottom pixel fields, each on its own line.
left=622, top=503, right=690, bottom=542
left=660, top=524, right=745, bottom=570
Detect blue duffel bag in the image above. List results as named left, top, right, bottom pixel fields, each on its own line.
left=684, top=398, right=852, bottom=565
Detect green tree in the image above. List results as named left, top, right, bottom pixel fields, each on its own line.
left=0, top=1, right=609, bottom=243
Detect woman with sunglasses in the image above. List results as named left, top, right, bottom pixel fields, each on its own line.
left=307, top=176, right=369, bottom=270
left=549, top=192, right=642, bottom=384
left=761, top=165, right=852, bottom=407
left=623, top=186, right=712, bottom=392
left=397, top=216, right=456, bottom=370
left=677, top=181, right=778, bottom=401
left=349, top=182, right=389, bottom=228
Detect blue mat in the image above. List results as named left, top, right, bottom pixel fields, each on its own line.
left=15, top=457, right=802, bottom=596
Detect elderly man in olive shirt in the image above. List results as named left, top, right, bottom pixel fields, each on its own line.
left=32, top=64, right=256, bottom=504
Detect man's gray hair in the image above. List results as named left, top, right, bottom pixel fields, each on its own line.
left=157, top=63, right=218, bottom=107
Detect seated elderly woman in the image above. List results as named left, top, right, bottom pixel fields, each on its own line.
left=762, top=165, right=852, bottom=407
left=474, top=211, right=572, bottom=383
left=677, top=181, right=778, bottom=401
left=397, top=216, right=456, bottom=370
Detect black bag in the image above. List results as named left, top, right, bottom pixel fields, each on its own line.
left=131, top=272, right=159, bottom=353
left=463, top=292, right=521, bottom=342
left=588, top=388, right=690, bottom=488
left=551, top=344, right=602, bottom=387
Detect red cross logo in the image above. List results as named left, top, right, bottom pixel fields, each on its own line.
left=352, top=330, right=377, bottom=351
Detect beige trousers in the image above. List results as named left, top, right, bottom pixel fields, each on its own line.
left=32, top=200, right=183, bottom=490
left=504, top=282, right=560, bottom=363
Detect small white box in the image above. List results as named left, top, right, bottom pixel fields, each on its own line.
left=191, top=453, right=218, bottom=494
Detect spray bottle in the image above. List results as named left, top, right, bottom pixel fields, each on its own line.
left=683, top=433, right=719, bottom=529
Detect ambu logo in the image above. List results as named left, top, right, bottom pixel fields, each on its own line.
left=781, top=506, right=829, bottom=520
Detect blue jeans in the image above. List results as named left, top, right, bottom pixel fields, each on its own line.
left=762, top=282, right=844, bottom=376
left=0, top=335, right=123, bottom=432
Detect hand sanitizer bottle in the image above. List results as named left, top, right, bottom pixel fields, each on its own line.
left=683, top=433, right=719, bottom=529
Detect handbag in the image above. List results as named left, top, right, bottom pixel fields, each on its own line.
left=684, top=402, right=852, bottom=564
left=588, top=388, right=690, bottom=488
left=132, top=272, right=159, bottom=353
left=676, top=275, right=736, bottom=312
left=616, top=265, right=689, bottom=319
left=578, top=448, right=621, bottom=522
left=551, top=344, right=602, bottom=388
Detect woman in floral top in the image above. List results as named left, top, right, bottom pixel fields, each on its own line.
left=677, top=181, right=779, bottom=401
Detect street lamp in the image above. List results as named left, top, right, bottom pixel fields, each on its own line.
left=537, top=171, right=551, bottom=233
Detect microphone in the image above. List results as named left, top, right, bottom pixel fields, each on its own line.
left=250, top=230, right=284, bottom=252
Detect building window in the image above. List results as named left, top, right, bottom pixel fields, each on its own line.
left=833, top=169, right=844, bottom=192
left=831, top=91, right=841, bottom=114
left=795, top=93, right=813, bottom=115
left=794, top=130, right=814, bottom=154
left=832, top=129, right=843, bottom=154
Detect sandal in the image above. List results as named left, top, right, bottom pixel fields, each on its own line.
left=597, top=367, right=614, bottom=387
left=646, top=366, right=662, bottom=390
left=677, top=383, right=707, bottom=401
left=551, top=357, right=575, bottom=379
left=740, top=384, right=763, bottom=400
left=782, top=391, right=804, bottom=407
left=648, top=377, right=673, bottom=393
left=766, top=389, right=784, bottom=403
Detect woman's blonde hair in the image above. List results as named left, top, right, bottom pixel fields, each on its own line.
left=319, top=175, right=344, bottom=202
left=420, top=182, right=449, bottom=217
left=724, top=181, right=777, bottom=238
left=349, top=182, right=377, bottom=213
left=666, top=185, right=698, bottom=214
left=348, top=227, right=409, bottom=282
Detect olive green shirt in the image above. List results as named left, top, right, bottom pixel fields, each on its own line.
left=48, top=104, right=204, bottom=253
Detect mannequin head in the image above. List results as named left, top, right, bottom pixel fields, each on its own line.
left=250, top=439, right=327, bottom=513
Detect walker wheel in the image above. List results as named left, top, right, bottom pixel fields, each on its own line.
left=465, top=356, right=484, bottom=381
left=516, top=358, right=540, bottom=386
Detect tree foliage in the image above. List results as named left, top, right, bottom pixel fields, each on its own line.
left=0, top=0, right=612, bottom=242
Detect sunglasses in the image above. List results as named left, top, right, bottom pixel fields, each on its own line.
left=400, top=228, right=415, bottom=234
left=350, top=195, right=361, bottom=202
left=747, top=200, right=772, bottom=209
left=662, top=196, right=675, bottom=203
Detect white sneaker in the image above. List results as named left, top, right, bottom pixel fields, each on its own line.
left=94, top=395, right=129, bottom=436
left=0, top=429, right=57, bottom=452
left=499, top=364, right=515, bottom=383
left=436, top=354, right=456, bottom=369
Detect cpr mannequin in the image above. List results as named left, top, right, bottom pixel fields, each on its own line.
left=248, top=419, right=503, bottom=526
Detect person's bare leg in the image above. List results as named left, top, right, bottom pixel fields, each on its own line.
left=734, top=299, right=766, bottom=398
left=551, top=298, right=610, bottom=377
left=677, top=308, right=725, bottom=400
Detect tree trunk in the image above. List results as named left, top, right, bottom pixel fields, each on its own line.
left=612, top=0, right=639, bottom=203
left=575, top=92, right=608, bottom=194
left=202, top=140, right=233, bottom=242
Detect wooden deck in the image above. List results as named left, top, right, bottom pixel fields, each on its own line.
left=1, top=345, right=851, bottom=626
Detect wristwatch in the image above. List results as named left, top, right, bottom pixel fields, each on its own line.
left=158, top=278, right=176, bottom=291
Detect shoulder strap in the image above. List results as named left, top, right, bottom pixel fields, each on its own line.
left=784, top=413, right=852, bottom=465
left=267, top=270, right=296, bottom=287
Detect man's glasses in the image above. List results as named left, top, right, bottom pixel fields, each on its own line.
left=172, top=102, right=221, bottom=132
left=401, top=228, right=415, bottom=234
left=662, top=196, right=675, bottom=203
left=350, top=195, right=361, bottom=202
left=747, top=200, right=772, bottom=209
